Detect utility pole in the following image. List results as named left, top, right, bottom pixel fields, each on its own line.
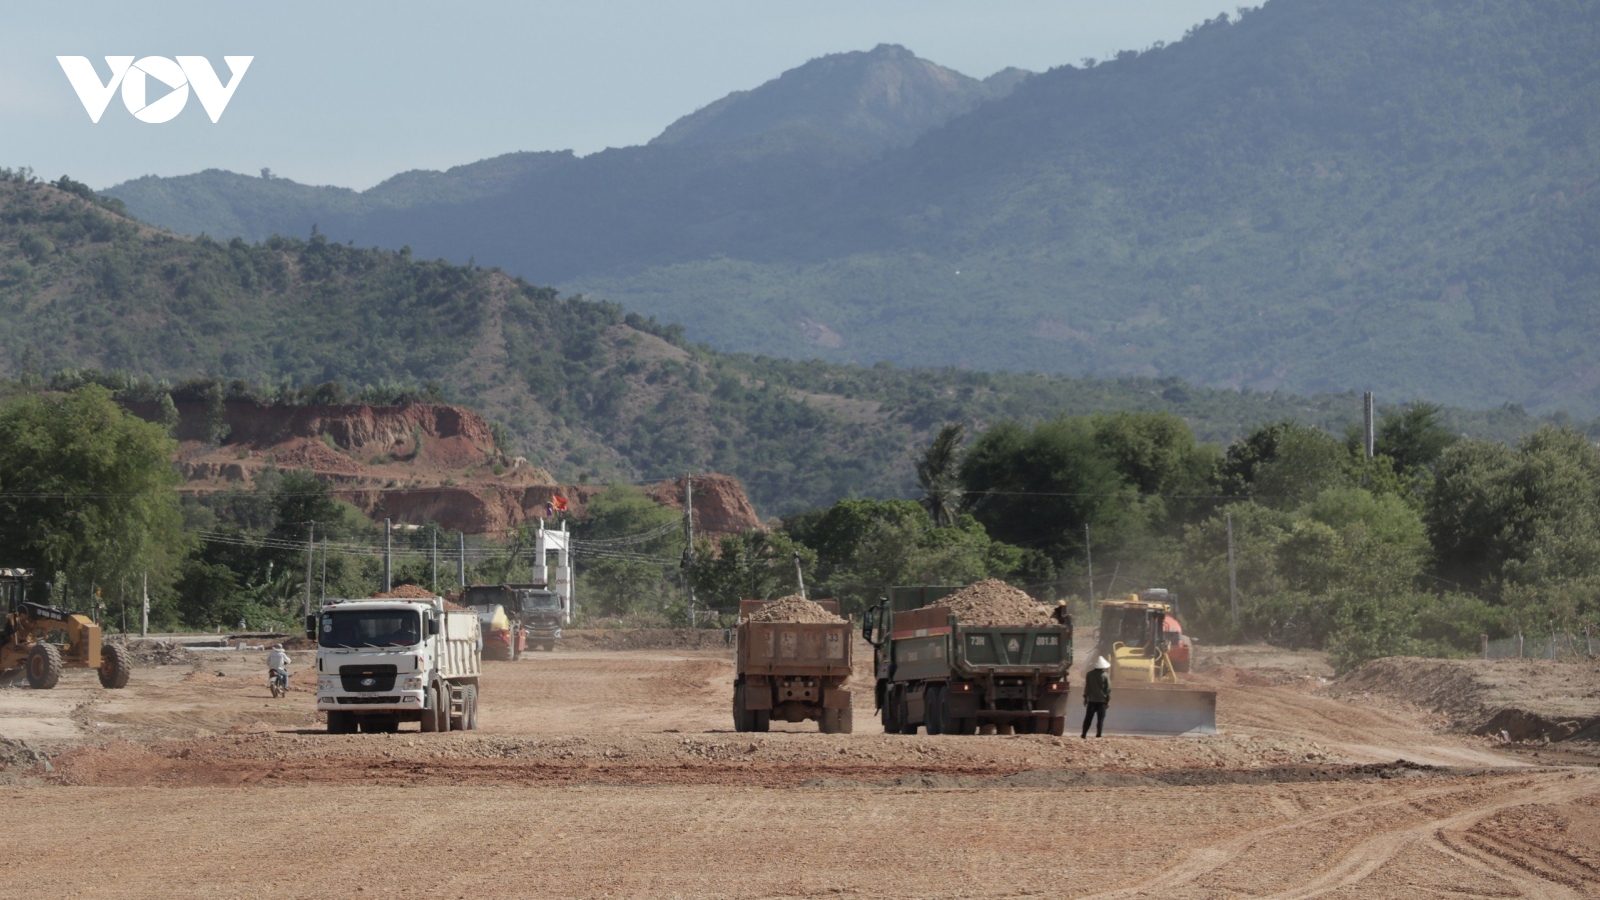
left=383, top=518, right=392, bottom=592
left=1226, top=512, right=1239, bottom=627
left=140, top=572, right=148, bottom=637
left=1084, top=524, right=1094, bottom=606
left=431, top=530, right=438, bottom=593
left=1362, top=392, right=1376, bottom=459
left=320, top=537, right=328, bottom=601
left=793, top=551, right=807, bottom=600
left=457, top=532, right=466, bottom=588
left=685, top=475, right=697, bottom=627
left=303, top=521, right=315, bottom=617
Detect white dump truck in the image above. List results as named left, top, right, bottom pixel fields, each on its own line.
left=307, top=595, right=482, bottom=734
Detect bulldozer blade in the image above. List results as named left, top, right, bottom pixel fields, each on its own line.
left=1067, top=682, right=1217, bottom=737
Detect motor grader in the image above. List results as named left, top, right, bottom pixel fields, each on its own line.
left=0, top=568, right=130, bottom=689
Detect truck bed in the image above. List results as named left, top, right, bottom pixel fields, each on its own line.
left=736, top=621, right=852, bottom=677
left=889, top=606, right=1071, bottom=682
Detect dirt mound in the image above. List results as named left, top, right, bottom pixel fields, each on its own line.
left=1474, top=708, right=1600, bottom=743
left=801, top=762, right=1469, bottom=790
left=0, top=737, right=49, bottom=771
left=746, top=596, right=844, bottom=624
left=369, top=585, right=469, bottom=610
left=926, top=579, right=1052, bottom=626
left=1332, top=656, right=1600, bottom=740
left=370, top=585, right=439, bottom=599
left=121, top=640, right=196, bottom=667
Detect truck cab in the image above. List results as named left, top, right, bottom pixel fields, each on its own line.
left=310, top=596, right=480, bottom=734
left=515, top=588, right=563, bottom=651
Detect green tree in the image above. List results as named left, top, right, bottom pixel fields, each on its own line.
left=689, top=531, right=816, bottom=613
left=915, top=422, right=965, bottom=527
left=0, top=385, right=186, bottom=607
left=959, top=418, right=1137, bottom=562
left=1221, top=421, right=1348, bottom=509
left=1375, top=402, right=1455, bottom=474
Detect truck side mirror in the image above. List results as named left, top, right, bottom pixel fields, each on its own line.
left=862, top=607, right=876, bottom=641
left=427, top=615, right=440, bottom=636
left=304, top=614, right=317, bottom=640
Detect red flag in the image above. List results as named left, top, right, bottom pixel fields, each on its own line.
left=551, top=495, right=569, bottom=512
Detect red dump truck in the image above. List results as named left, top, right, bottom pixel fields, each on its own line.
left=732, top=598, right=854, bottom=734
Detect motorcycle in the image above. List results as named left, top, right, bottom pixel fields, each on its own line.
left=269, top=667, right=289, bottom=698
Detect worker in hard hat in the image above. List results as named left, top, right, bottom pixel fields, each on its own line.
left=1081, top=655, right=1112, bottom=738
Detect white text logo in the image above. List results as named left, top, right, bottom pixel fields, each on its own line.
left=57, top=56, right=253, bottom=123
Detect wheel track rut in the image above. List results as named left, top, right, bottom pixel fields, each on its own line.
left=1078, top=772, right=1600, bottom=899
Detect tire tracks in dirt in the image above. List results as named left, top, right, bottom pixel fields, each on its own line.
left=1077, top=771, right=1600, bottom=899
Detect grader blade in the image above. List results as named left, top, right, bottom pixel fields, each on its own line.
left=1067, top=682, right=1217, bottom=737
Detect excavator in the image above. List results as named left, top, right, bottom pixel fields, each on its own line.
left=1066, top=591, right=1216, bottom=736
left=0, top=568, right=130, bottom=689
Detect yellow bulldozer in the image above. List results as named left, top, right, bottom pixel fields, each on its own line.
left=1066, top=592, right=1215, bottom=736
left=0, top=568, right=130, bottom=690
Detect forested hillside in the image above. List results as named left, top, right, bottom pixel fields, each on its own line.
left=579, top=0, right=1600, bottom=412
left=0, top=173, right=1560, bottom=516
left=107, top=0, right=1600, bottom=415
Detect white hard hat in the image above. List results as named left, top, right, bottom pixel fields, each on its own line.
left=273, top=643, right=283, bottom=649
left=1092, top=656, right=1111, bottom=670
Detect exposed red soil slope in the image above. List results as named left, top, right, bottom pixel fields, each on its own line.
left=124, top=400, right=764, bottom=535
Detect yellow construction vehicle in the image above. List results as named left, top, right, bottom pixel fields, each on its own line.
left=0, top=568, right=130, bottom=689
left=1066, top=592, right=1215, bottom=736
left=1098, top=594, right=1182, bottom=684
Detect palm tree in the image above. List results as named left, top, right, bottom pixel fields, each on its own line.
left=916, top=422, right=966, bottom=527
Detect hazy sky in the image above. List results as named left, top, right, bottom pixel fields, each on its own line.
left=1, top=1, right=1239, bottom=190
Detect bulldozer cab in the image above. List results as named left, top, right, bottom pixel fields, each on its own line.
left=1097, top=596, right=1170, bottom=655
left=1095, top=597, right=1178, bottom=685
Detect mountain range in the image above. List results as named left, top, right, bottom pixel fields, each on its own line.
left=102, top=0, right=1600, bottom=416
left=0, top=176, right=1558, bottom=516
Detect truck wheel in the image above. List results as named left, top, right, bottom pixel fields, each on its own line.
left=838, top=707, right=853, bottom=735
left=465, top=686, right=479, bottom=730
left=897, top=692, right=918, bottom=735
left=1047, top=716, right=1066, bottom=736
left=752, top=709, right=770, bottom=732
left=881, top=687, right=901, bottom=733
left=925, top=686, right=946, bottom=736
left=326, top=711, right=354, bottom=734
left=420, top=686, right=441, bottom=732
left=512, top=630, right=522, bottom=660
left=449, top=686, right=466, bottom=731
left=733, top=685, right=749, bottom=732
left=26, top=643, right=62, bottom=690
left=98, top=642, right=131, bottom=689
left=820, top=708, right=839, bottom=734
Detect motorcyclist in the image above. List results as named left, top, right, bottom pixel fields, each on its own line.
left=267, top=643, right=292, bottom=692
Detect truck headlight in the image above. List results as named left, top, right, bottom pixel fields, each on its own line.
left=403, top=677, right=423, bottom=690
left=318, top=677, right=337, bottom=691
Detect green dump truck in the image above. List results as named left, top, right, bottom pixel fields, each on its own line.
left=864, top=586, right=1074, bottom=735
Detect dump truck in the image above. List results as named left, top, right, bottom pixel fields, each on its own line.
left=462, top=583, right=564, bottom=657
left=733, top=598, right=854, bottom=733
left=0, top=568, right=130, bottom=689
left=1065, top=593, right=1216, bottom=736
left=864, top=585, right=1074, bottom=735
left=308, top=594, right=481, bottom=733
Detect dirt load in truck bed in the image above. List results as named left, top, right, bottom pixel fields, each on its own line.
left=746, top=595, right=845, bottom=624
left=924, top=579, right=1053, bottom=626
